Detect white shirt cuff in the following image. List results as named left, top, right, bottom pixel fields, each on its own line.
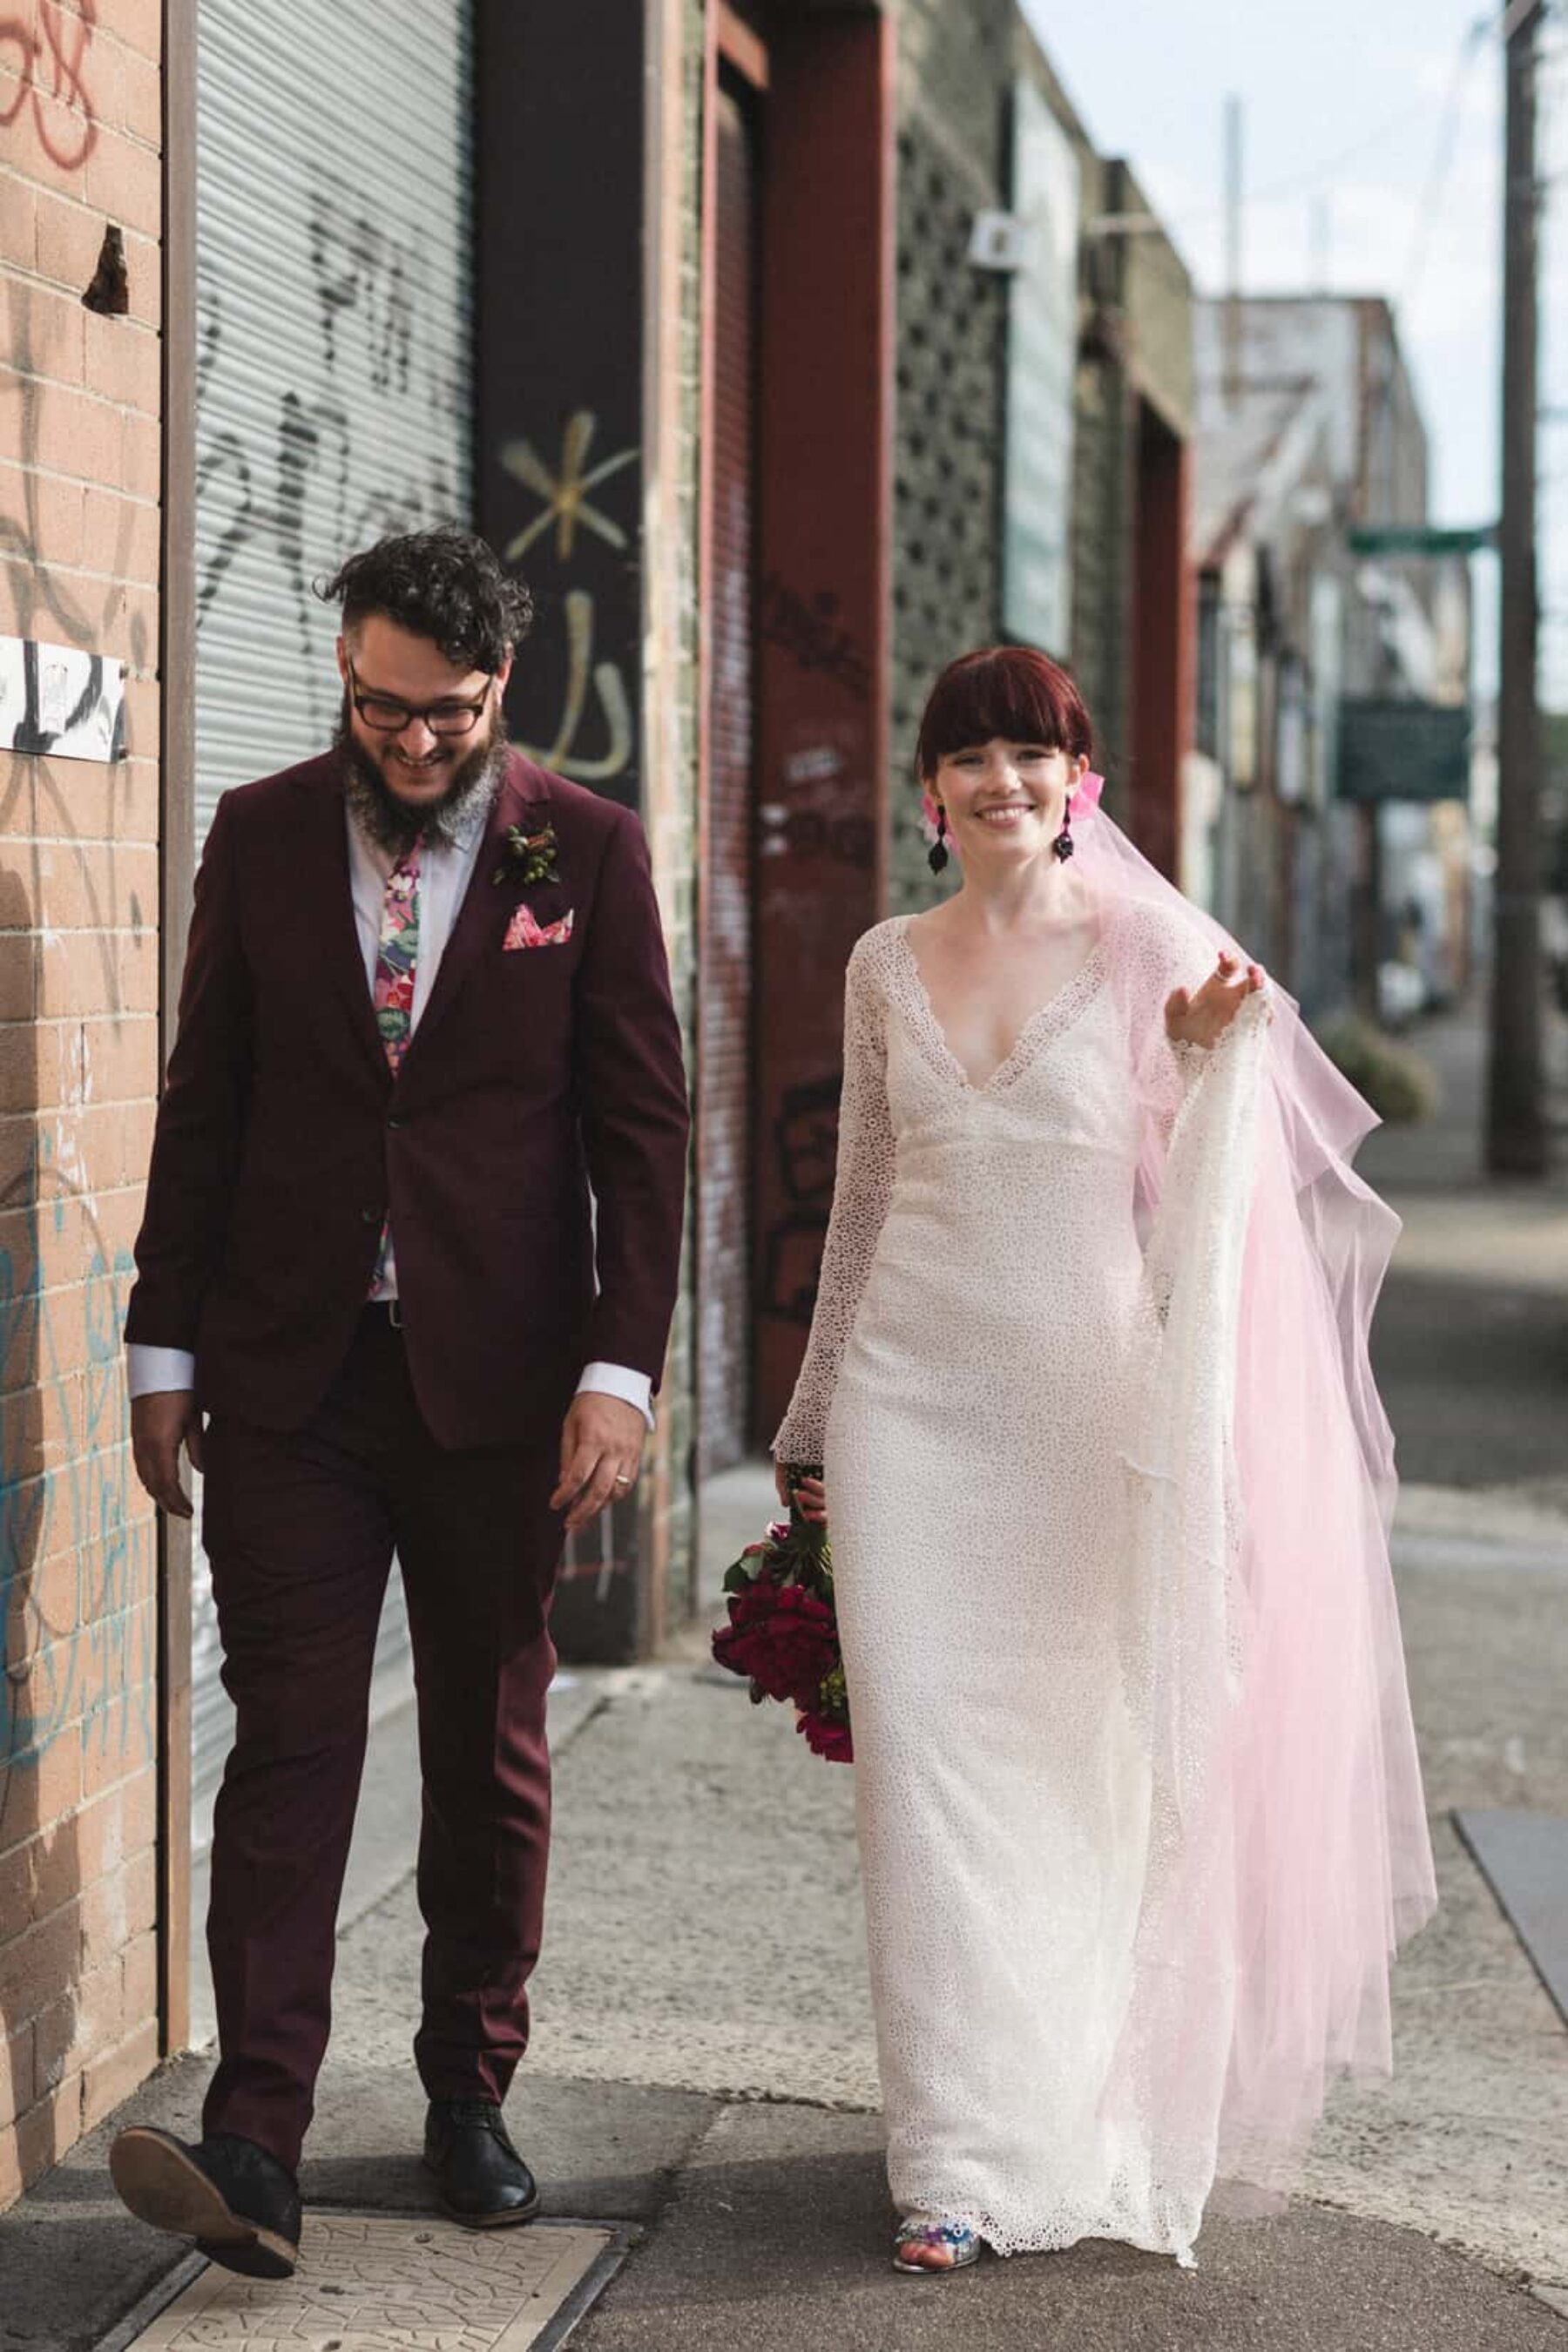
left=129, top=1345, right=654, bottom=1429
left=127, top=1343, right=197, bottom=1398
left=576, top=1361, right=655, bottom=1432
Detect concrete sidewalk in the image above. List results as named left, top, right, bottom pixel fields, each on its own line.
left=6, top=1477, right=1567, bottom=2350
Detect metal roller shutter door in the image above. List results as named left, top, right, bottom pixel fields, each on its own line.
left=699, top=86, right=759, bottom=1476
left=189, top=0, right=475, bottom=1826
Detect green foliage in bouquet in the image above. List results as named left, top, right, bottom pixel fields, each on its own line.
left=711, top=1467, right=852, bottom=1762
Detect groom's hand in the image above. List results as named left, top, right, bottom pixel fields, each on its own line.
left=131, top=1389, right=205, bottom=1519
left=552, top=1394, right=646, bottom=1533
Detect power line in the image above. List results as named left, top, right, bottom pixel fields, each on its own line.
left=1170, top=10, right=1530, bottom=233
left=1402, top=17, right=1495, bottom=317
left=1169, top=95, right=1444, bottom=223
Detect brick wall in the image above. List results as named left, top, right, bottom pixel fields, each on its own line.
left=0, top=0, right=164, bottom=2206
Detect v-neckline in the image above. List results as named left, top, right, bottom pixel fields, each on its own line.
left=897, top=913, right=1108, bottom=1095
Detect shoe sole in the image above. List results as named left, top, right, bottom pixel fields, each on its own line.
left=109, top=2129, right=298, bottom=2280
left=422, top=2154, right=542, bottom=2230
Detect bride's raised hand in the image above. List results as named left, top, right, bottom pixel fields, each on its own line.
left=1165, top=949, right=1266, bottom=1050
left=774, top=1459, right=828, bottom=1526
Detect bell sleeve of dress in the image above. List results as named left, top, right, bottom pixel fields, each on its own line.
left=1121, top=902, right=1245, bottom=1141
left=771, top=938, right=896, bottom=1468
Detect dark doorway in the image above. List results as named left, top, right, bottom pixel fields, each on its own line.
left=1129, top=398, right=1188, bottom=882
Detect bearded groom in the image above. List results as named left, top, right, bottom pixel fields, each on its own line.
left=109, top=527, right=690, bottom=2277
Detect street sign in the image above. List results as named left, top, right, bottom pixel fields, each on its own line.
left=1337, top=698, right=1473, bottom=804
left=1346, top=524, right=1497, bottom=558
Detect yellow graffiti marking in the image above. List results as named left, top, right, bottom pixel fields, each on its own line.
left=518, top=589, right=632, bottom=782
left=500, top=411, right=638, bottom=564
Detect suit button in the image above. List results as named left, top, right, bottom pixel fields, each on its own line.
left=362, top=1206, right=382, bottom=1225
left=387, top=1115, right=404, bottom=1131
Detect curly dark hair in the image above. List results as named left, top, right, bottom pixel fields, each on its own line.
left=319, top=525, right=533, bottom=672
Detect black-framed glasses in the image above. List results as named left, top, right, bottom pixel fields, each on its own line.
left=348, top=659, right=493, bottom=738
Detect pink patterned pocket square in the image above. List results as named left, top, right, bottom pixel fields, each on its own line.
left=504, top=904, right=575, bottom=951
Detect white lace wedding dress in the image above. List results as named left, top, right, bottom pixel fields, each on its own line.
left=773, top=901, right=1271, bottom=2266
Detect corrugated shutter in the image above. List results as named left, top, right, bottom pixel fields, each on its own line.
left=193, top=0, right=475, bottom=828
left=699, top=88, right=758, bottom=1476
left=188, top=0, right=474, bottom=1824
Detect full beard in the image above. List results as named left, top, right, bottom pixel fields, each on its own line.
left=335, top=697, right=509, bottom=856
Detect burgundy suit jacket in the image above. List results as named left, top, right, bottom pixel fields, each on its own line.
left=125, top=749, right=691, bottom=1449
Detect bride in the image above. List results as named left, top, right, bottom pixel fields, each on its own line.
left=771, top=645, right=1435, bottom=2275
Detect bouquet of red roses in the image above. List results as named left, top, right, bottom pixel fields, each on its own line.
left=711, top=1466, right=851, bottom=1763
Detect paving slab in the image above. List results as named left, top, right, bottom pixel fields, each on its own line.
left=568, top=2100, right=1565, bottom=2352
left=116, top=2215, right=619, bottom=2352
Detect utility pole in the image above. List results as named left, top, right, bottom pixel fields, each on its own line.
left=1311, top=193, right=1332, bottom=295
left=1223, top=96, right=1243, bottom=410
left=1488, top=0, right=1548, bottom=1174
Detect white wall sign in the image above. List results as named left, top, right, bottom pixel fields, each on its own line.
left=1003, top=79, right=1081, bottom=657
left=0, top=637, right=126, bottom=761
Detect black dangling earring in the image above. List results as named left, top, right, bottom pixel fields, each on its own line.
left=928, top=808, right=950, bottom=875
left=1052, top=794, right=1075, bottom=862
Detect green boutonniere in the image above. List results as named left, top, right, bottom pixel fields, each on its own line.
left=492, top=821, right=561, bottom=889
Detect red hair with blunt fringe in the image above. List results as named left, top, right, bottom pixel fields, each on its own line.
left=915, top=646, right=1093, bottom=781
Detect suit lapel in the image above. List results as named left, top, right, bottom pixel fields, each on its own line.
left=408, top=754, right=554, bottom=1065
left=294, top=761, right=390, bottom=1083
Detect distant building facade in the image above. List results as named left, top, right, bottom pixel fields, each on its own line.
left=1192, top=296, right=1475, bottom=1017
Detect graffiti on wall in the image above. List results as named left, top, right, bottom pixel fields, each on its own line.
left=759, top=573, right=871, bottom=702
left=195, top=166, right=470, bottom=741
left=0, top=639, right=127, bottom=762
left=0, top=292, right=149, bottom=679
left=0, top=0, right=98, bottom=173
left=0, top=259, right=154, bottom=1822
left=0, top=1136, right=152, bottom=1828
left=500, top=412, right=637, bottom=786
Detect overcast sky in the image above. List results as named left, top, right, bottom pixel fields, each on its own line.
left=1022, top=0, right=1568, bottom=705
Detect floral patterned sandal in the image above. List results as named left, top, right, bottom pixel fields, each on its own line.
left=892, top=2213, right=981, bottom=2274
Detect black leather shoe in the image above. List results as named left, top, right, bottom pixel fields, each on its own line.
left=423, top=2099, right=540, bottom=2228
left=109, top=2126, right=301, bottom=2279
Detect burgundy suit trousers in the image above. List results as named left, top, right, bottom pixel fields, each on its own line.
left=199, top=1308, right=564, bottom=2172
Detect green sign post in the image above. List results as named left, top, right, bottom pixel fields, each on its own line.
left=1345, top=524, right=1497, bottom=558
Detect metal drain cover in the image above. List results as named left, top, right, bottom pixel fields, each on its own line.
left=123, top=2214, right=622, bottom=2352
